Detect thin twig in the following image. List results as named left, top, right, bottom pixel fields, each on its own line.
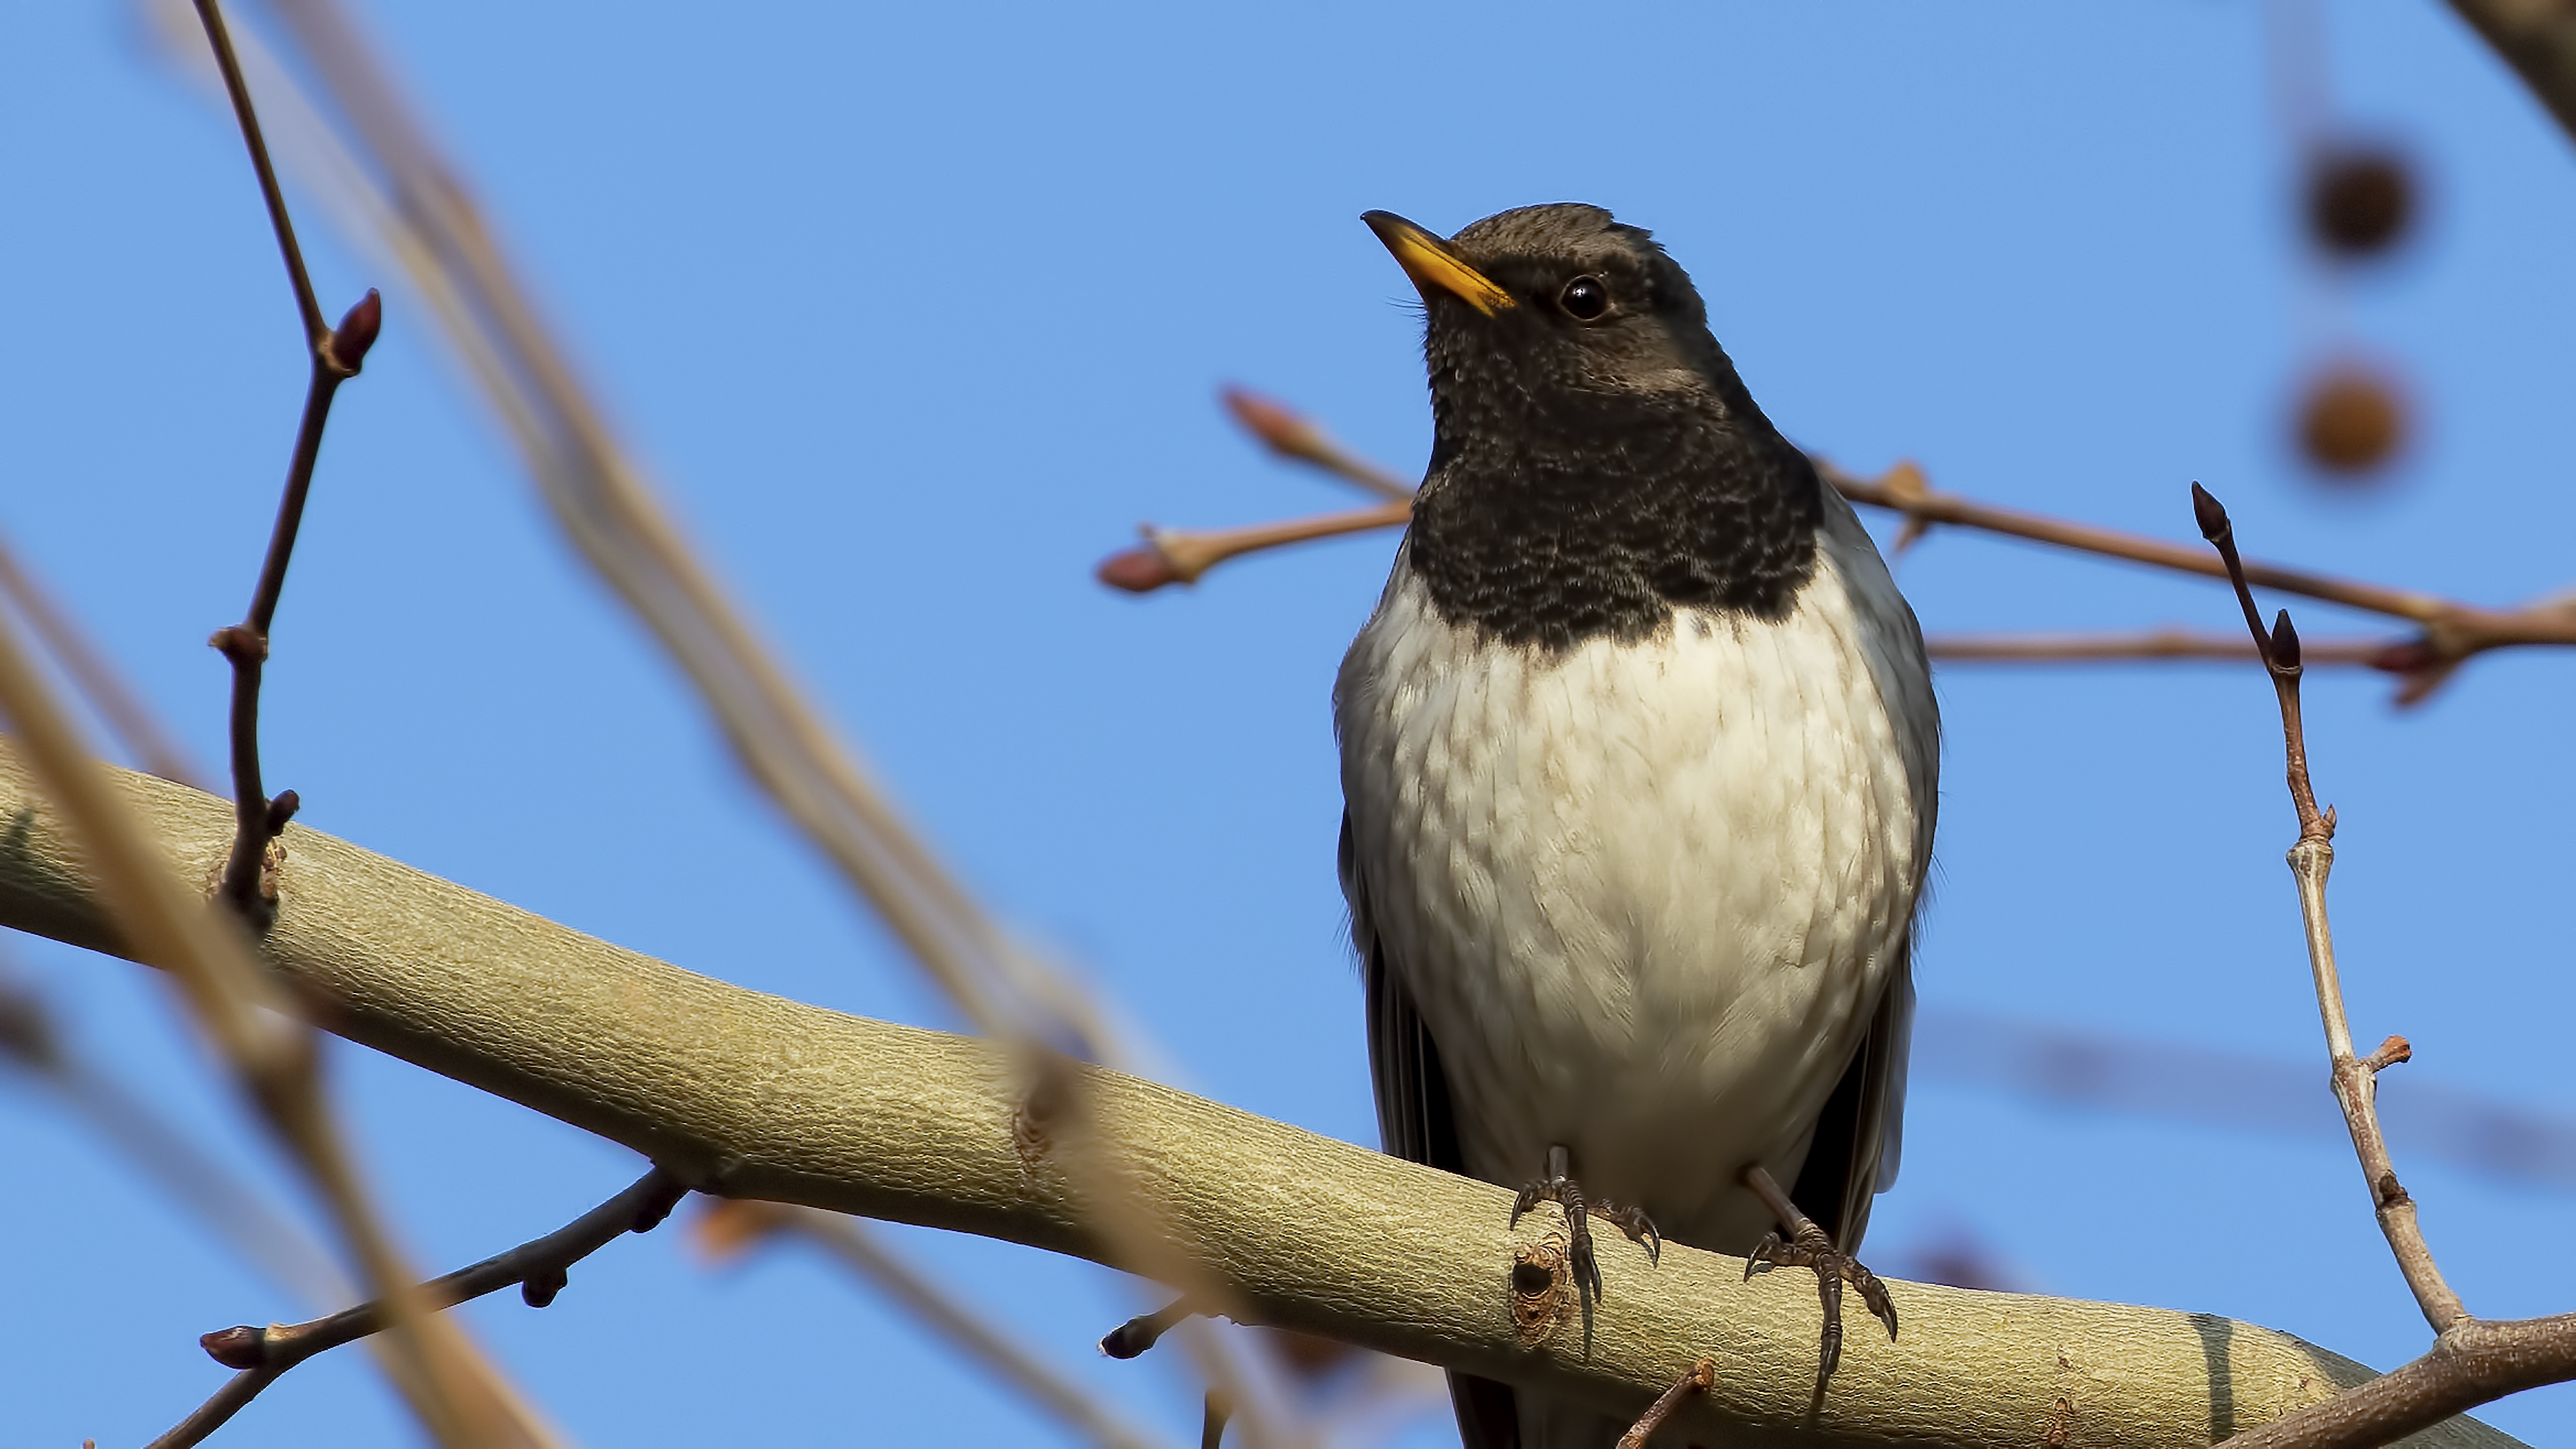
left=193, top=0, right=383, bottom=926
left=1923, top=629, right=2398, bottom=667
left=2193, top=480, right=2465, bottom=1336
left=700, top=1200, right=1173, bottom=1449
left=1220, top=386, right=1413, bottom=500
left=1098, top=502, right=1412, bottom=592
left=152, top=1169, right=685, bottom=1449
left=1097, top=394, right=2576, bottom=702
left=1613, top=1358, right=1716, bottom=1449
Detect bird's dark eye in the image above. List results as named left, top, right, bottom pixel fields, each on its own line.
left=1557, top=275, right=1610, bottom=321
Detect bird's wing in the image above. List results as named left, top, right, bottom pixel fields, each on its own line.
left=1786, top=935, right=1915, bottom=1253
left=1343, top=812, right=1523, bottom=1449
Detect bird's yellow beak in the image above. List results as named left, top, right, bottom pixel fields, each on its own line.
left=1362, top=211, right=1516, bottom=316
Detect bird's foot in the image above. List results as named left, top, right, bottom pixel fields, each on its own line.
left=1739, top=1165, right=1896, bottom=1393
left=1509, top=1145, right=1660, bottom=1350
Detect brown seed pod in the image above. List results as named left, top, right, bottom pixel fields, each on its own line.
left=2305, top=145, right=2415, bottom=260
left=2294, top=362, right=2409, bottom=476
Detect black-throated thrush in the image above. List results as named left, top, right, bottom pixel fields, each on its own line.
left=1336, top=204, right=1937, bottom=1448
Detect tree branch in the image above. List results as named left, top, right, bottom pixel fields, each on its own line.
left=0, top=749, right=2527, bottom=1449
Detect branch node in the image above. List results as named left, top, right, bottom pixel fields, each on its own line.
left=207, top=626, right=268, bottom=666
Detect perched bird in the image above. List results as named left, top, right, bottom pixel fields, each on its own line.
left=1334, top=205, right=1937, bottom=1448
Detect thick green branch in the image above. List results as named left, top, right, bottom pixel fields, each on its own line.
left=0, top=751, right=2521, bottom=1449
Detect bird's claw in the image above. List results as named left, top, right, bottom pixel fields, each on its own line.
left=1511, top=1148, right=1662, bottom=1354
left=1743, top=1222, right=1897, bottom=1386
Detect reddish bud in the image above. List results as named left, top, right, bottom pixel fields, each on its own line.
left=1095, top=545, right=1181, bottom=593
left=327, top=289, right=382, bottom=372
left=201, top=1325, right=266, bottom=1369
left=1221, top=386, right=1326, bottom=462
left=2270, top=610, right=2302, bottom=669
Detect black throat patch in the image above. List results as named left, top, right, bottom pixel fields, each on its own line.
left=1404, top=388, right=1826, bottom=651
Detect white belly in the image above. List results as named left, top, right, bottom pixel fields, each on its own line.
left=1336, top=528, right=1930, bottom=1252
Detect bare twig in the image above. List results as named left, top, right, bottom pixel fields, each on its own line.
left=152, top=1169, right=684, bottom=1449
left=1098, top=394, right=2576, bottom=703
left=697, top=1200, right=1172, bottom=1449
left=194, top=0, right=382, bottom=926
left=1098, top=502, right=1412, bottom=592
left=1220, top=386, right=1413, bottom=500
left=0, top=533, right=205, bottom=788
left=2194, top=480, right=2463, bottom=1332
left=1923, top=628, right=2397, bottom=667
left=1613, top=1357, right=1715, bottom=1449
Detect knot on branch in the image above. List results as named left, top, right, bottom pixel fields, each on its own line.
left=207, top=625, right=269, bottom=666
left=1512, top=1234, right=1570, bottom=1346
left=2375, top=1170, right=2411, bottom=1210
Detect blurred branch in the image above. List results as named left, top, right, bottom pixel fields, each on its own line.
left=2446, top=0, right=2576, bottom=145
left=156, top=3, right=1301, bottom=1436
left=0, top=610, right=541, bottom=1445
left=0, top=966, right=344, bottom=1303
left=155, top=1169, right=686, bottom=1449
left=0, top=533, right=204, bottom=788
left=2188, top=486, right=2576, bottom=1449
left=0, top=753, right=2529, bottom=1449
left=698, top=1200, right=1173, bottom=1449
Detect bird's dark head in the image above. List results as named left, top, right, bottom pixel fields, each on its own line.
left=1360, top=204, right=1823, bottom=645
left=1362, top=204, right=1763, bottom=460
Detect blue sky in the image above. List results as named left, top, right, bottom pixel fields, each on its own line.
left=5, top=3, right=2575, bottom=1444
